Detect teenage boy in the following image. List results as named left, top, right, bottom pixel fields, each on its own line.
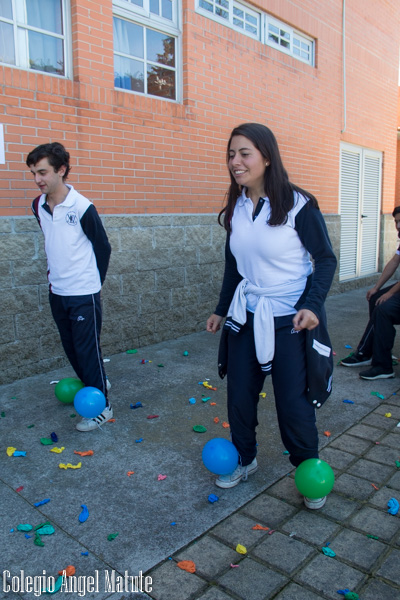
left=27, top=142, right=113, bottom=430
left=340, top=206, right=400, bottom=380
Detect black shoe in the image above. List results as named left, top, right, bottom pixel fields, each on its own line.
left=340, top=352, right=372, bottom=367
left=359, top=366, right=395, bottom=380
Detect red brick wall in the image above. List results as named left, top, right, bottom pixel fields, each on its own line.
left=0, top=0, right=399, bottom=216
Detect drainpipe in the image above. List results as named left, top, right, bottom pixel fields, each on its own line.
left=341, top=0, right=346, bottom=134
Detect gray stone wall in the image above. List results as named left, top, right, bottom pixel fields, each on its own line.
left=0, top=212, right=396, bottom=385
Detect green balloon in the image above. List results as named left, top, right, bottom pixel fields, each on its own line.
left=55, top=378, right=84, bottom=405
left=294, top=458, right=335, bottom=499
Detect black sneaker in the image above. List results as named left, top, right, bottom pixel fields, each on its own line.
left=359, top=366, right=395, bottom=380
left=340, top=352, right=372, bottom=367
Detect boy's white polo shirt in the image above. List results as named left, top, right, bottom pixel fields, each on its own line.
left=37, top=185, right=101, bottom=296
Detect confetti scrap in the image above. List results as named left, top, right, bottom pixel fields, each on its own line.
left=344, top=593, right=359, bottom=600
left=366, top=534, right=379, bottom=539
left=210, top=402, right=217, bottom=406
left=130, top=402, right=142, bottom=409
left=81, top=552, right=89, bottom=556
left=208, top=494, right=219, bottom=503
left=13, top=451, right=26, bottom=457
left=322, top=546, right=336, bottom=557
left=193, top=425, right=207, bottom=433
left=384, top=413, right=392, bottom=418
left=34, top=499, right=50, bottom=507
left=371, top=483, right=379, bottom=490
left=157, top=364, right=164, bottom=367
left=230, top=563, right=239, bottom=568
left=50, top=447, right=65, bottom=454
left=16, top=486, right=23, bottom=493
left=127, top=471, right=135, bottom=476
left=283, top=450, right=289, bottom=455
left=158, top=474, right=167, bottom=481
left=324, top=431, right=331, bottom=437
left=202, top=397, right=211, bottom=402
left=40, top=438, right=54, bottom=445
left=387, top=497, right=399, bottom=515
left=6, top=447, right=16, bottom=456
left=259, top=392, right=266, bottom=398
left=177, top=560, right=195, bottom=573
left=59, top=462, right=82, bottom=470
left=268, top=530, right=276, bottom=535
left=74, top=450, right=94, bottom=456
left=42, top=575, right=63, bottom=593
left=79, top=505, right=89, bottom=523
left=107, top=533, right=119, bottom=541
left=36, top=524, right=55, bottom=535
left=17, top=524, right=33, bottom=532
left=343, top=399, right=354, bottom=404
left=396, top=461, right=400, bottom=468
left=135, top=438, right=143, bottom=443
left=50, top=432, right=58, bottom=443
left=147, top=414, right=159, bottom=419
left=345, top=344, right=352, bottom=349
left=126, top=349, right=138, bottom=354
left=188, top=398, right=196, bottom=404
left=214, top=417, right=220, bottom=424
left=370, top=391, right=385, bottom=399
left=58, top=565, right=75, bottom=577
left=222, top=422, right=230, bottom=428
left=236, top=544, right=247, bottom=554
left=252, top=524, right=269, bottom=531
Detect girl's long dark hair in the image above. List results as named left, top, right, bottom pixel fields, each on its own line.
left=218, top=123, right=318, bottom=230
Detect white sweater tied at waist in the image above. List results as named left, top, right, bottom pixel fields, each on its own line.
left=227, top=277, right=307, bottom=365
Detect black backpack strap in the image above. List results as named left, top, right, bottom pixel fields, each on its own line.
left=31, top=195, right=42, bottom=228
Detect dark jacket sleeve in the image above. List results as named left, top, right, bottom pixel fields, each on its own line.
left=81, top=204, right=112, bottom=285
left=294, top=203, right=337, bottom=320
left=214, top=233, right=243, bottom=316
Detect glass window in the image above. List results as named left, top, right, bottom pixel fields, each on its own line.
left=197, top=0, right=260, bottom=39
left=113, top=0, right=179, bottom=100
left=0, top=0, right=67, bottom=75
left=266, top=16, right=313, bottom=65
left=113, top=16, right=176, bottom=99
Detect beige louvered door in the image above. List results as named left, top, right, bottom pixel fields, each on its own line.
left=339, top=143, right=382, bottom=281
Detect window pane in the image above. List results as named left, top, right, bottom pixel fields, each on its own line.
left=161, top=0, right=172, bottom=20
left=26, top=0, right=63, bottom=34
left=233, top=6, right=243, bottom=17
left=147, top=64, right=175, bottom=99
left=113, top=17, right=144, bottom=58
left=216, top=6, right=228, bottom=18
left=150, top=0, right=159, bottom=14
left=0, top=21, right=15, bottom=64
left=245, top=23, right=257, bottom=34
left=28, top=30, right=64, bottom=74
left=268, top=33, right=278, bottom=44
left=246, top=14, right=257, bottom=26
left=199, top=0, right=213, bottom=12
left=269, top=24, right=279, bottom=35
left=114, top=54, right=144, bottom=92
left=0, top=0, right=12, bottom=19
left=146, top=29, right=174, bottom=67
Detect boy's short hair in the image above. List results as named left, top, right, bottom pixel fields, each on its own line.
left=26, top=142, right=71, bottom=180
left=392, top=206, right=400, bottom=217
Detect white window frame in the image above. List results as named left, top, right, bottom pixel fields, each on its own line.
left=0, top=0, right=70, bottom=77
left=196, top=0, right=314, bottom=66
left=266, top=15, right=313, bottom=65
left=197, top=0, right=260, bottom=40
left=113, top=0, right=181, bottom=101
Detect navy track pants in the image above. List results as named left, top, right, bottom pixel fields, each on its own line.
left=358, top=284, right=400, bottom=371
left=226, top=312, right=318, bottom=467
left=49, top=291, right=108, bottom=403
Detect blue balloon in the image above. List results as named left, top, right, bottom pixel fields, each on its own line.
left=73, top=387, right=106, bottom=418
left=202, top=438, right=239, bottom=475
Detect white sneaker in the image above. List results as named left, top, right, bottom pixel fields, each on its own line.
left=76, top=406, right=113, bottom=432
left=304, top=496, right=326, bottom=510
left=215, top=458, right=258, bottom=489
left=106, top=378, right=111, bottom=391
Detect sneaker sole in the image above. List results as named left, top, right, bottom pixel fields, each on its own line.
left=359, top=372, right=395, bottom=380
left=215, top=465, right=258, bottom=489
left=304, top=496, right=327, bottom=510
left=341, top=359, right=372, bottom=367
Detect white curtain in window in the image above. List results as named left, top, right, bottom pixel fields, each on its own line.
left=26, top=0, right=62, bottom=33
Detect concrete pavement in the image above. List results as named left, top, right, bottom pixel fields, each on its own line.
left=1, top=285, right=400, bottom=600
